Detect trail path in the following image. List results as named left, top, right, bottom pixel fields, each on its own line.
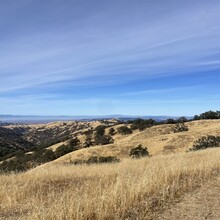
left=157, top=176, right=220, bottom=220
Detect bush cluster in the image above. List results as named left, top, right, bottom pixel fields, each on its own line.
left=0, top=137, right=69, bottom=162
left=117, top=126, right=132, bottom=135
left=95, top=125, right=106, bottom=136
left=83, top=126, right=114, bottom=146
left=83, top=129, right=93, bottom=147
left=166, top=117, right=188, bottom=124
left=129, top=144, right=149, bottom=158
left=94, top=134, right=114, bottom=145
left=55, top=144, right=78, bottom=158
left=0, top=148, right=56, bottom=173
left=173, top=123, right=189, bottom=133
left=0, top=137, right=81, bottom=173
left=129, top=118, right=156, bottom=131
left=73, top=156, right=120, bottom=165
left=0, top=146, right=15, bottom=158
left=190, top=135, right=220, bottom=151
left=109, top=128, right=116, bottom=136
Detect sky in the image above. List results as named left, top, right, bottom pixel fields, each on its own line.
left=1, top=0, right=220, bottom=116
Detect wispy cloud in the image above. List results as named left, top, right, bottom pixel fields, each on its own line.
left=0, top=0, right=220, bottom=115
left=119, top=86, right=204, bottom=96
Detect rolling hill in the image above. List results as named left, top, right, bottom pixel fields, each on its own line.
left=0, top=118, right=220, bottom=219
left=46, top=119, right=220, bottom=165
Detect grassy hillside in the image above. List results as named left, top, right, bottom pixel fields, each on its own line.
left=49, top=119, right=220, bottom=165
left=0, top=121, right=97, bottom=160
left=0, top=148, right=219, bottom=219
left=1, top=119, right=220, bottom=172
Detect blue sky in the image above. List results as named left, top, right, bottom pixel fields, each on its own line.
left=1, top=0, right=220, bottom=116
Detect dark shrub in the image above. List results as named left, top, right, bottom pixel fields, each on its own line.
left=82, top=140, right=93, bottom=148
left=98, top=156, right=120, bottom=163
left=87, top=156, right=99, bottom=164
left=83, top=130, right=94, bottom=147
left=190, top=135, right=220, bottom=151
left=84, top=129, right=93, bottom=135
left=193, top=115, right=200, bottom=120
left=71, top=159, right=84, bottom=165
left=129, top=144, right=149, bottom=158
left=130, top=118, right=145, bottom=130
left=0, top=147, right=15, bottom=158
left=55, top=144, right=78, bottom=158
left=130, top=118, right=156, bottom=131
left=166, top=118, right=176, bottom=124
left=87, top=156, right=120, bottom=164
left=117, top=126, right=132, bottom=135
left=95, top=125, right=106, bottom=136
left=94, top=134, right=114, bottom=145
left=130, top=124, right=139, bottom=130
left=68, top=137, right=80, bottom=147
left=0, top=159, right=26, bottom=173
left=177, top=117, right=188, bottom=123
left=173, top=123, right=188, bottom=133
left=42, top=149, right=56, bottom=162
left=109, top=127, right=116, bottom=136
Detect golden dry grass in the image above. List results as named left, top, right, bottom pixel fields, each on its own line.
left=50, top=119, right=220, bottom=164
left=0, top=148, right=219, bottom=220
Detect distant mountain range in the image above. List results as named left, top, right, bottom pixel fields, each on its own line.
left=0, top=115, right=192, bottom=124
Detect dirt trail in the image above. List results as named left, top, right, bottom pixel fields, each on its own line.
left=156, top=175, right=220, bottom=220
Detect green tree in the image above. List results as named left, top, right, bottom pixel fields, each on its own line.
left=195, top=111, right=220, bottom=120
left=166, top=118, right=176, bottom=124
left=109, top=127, right=116, bottom=136
left=55, top=144, right=78, bottom=158
left=129, top=144, right=149, bottom=158
left=94, top=134, right=114, bottom=145
left=95, top=125, right=106, bottom=136
left=117, top=126, right=132, bottom=135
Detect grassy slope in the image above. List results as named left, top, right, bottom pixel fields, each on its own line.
left=49, top=119, right=220, bottom=164
left=0, top=148, right=219, bottom=219
left=156, top=174, right=220, bottom=219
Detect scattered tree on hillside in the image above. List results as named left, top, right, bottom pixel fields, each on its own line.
left=130, top=118, right=156, bottom=131
left=109, top=127, right=116, bottom=136
left=95, top=125, right=106, bottom=136
left=166, top=118, right=176, bottom=124
left=129, top=144, right=149, bottom=158
left=55, top=144, right=79, bottom=158
left=177, top=117, right=188, bottom=123
left=117, top=126, right=132, bottom=135
left=193, top=110, right=220, bottom=120
left=94, top=134, right=114, bottom=145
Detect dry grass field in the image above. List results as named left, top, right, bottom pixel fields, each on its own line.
left=52, top=119, right=220, bottom=164
left=0, top=148, right=219, bottom=220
